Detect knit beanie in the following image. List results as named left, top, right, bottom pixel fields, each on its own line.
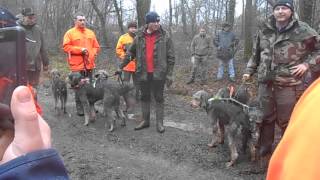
left=145, top=11, right=160, bottom=24
left=127, top=21, right=137, bottom=28
left=273, top=0, right=294, bottom=12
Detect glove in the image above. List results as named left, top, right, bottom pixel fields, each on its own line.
left=242, top=74, right=250, bottom=82
left=81, top=48, right=88, bottom=56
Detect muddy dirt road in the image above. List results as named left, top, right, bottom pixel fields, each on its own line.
left=39, top=75, right=265, bottom=180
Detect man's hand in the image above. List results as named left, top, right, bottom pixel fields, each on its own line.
left=0, top=86, right=51, bottom=164
left=242, top=74, right=251, bottom=82
left=290, top=63, right=309, bottom=77
left=81, top=48, right=88, bottom=56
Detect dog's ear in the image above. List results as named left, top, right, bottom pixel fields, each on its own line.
left=103, top=71, right=109, bottom=79
left=199, top=91, right=209, bottom=108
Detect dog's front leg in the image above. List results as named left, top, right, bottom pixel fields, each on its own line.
left=115, top=107, right=126, bottom=127
left=104, top=107, right=115, bottom=132
left=79, top=96, right=91, bottom=126
left=89, top=103, right=96, bottom=122
left=208, top=120, right=225, bottom=147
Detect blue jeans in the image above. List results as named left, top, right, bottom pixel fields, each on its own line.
left=217, top=58, right=235, bottom=79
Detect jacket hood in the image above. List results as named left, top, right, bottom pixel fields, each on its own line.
left=264, top=15, right=297, bottom=33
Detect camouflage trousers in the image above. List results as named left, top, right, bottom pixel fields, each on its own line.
left=189, top=55, right=208, bottom=81
left=257, top=83, right=305, bottom=150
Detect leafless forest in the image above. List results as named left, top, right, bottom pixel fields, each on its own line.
left=1, top=1, right=320, bottom=179
left=1, top=0, right=319, bottom=64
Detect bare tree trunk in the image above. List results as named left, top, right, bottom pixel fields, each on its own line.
left=90, top=0, right=108, bottom=45
left=113, top=0, right=124, bottom=34
left=227, top=0, right=235, bottom=26
left=299, top=0, right=316, bottom=28
left=181, top=0, right=188, bottom=36
left=136, top=0, right=151, bottom=27
left=244, top=0, right=253, bottom=61
left=169, top=0, right=173, bottom=36
left=241, top=0, right=245, bottom=38
left=266, top=0, right=275, bottom=7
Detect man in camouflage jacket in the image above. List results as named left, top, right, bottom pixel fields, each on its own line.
left=120, top=12, right=175, bottom=133
left=243, top=0, right=320, bottom=156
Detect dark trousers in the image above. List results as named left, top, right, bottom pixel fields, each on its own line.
left=140, top=74, right=165, bottom=104
left=123, top=71, right=140, bottom=100
left=258, top=83, right=305, bottom=150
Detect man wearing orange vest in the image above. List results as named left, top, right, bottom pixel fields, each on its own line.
left=267, top=77, right=320, bottom=180
left=116, top=21, right=140, bottom=100
left=63, top=12, right=100, bottom=116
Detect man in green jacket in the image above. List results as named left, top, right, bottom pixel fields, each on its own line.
left=119, top=12, right=175, bottom=133
left=243, top=0, right=320, bottom=156
left=17, top=7, right=49, bottom=89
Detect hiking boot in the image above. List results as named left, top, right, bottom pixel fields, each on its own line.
left=156, top=103, right=165, bottom=133
left=134, top=102, right=150, bottom=130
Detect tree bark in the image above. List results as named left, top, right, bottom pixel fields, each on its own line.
left=181, top=0, right=188, bottom=36
left=113, top=0, right=124, bottom=34
left=244, top=0, right=253, bottom=61
left=227, top=0, right=235, bottom=26
left=169, top=0, right=173, bottom=36
left=299, top=0, right=315, bottom=28
left=136, top=0, right=151, bottom=27
left=90, top=0, right=108, bottom=45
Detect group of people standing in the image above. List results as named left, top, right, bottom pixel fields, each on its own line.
left=2, top=0, right=320, bottom=178
left=187, top=22, right=238, bottom=85
left=63, top=11, right=175, bottom=134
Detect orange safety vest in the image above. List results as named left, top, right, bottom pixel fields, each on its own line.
left=267, top=77, right=320, bottom=180
left=63, top=27, right=100, bottom=71
left=116, top=33, right=136, bottom=72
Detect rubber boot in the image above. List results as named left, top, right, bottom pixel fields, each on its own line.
left=134, top=101, right=150, bottom=130
left=258, top=122, right=275, bottom=156
left=156, top=102, right=165, bottom=133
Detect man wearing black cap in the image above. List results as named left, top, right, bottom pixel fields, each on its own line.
left=17, top=7, right=49, bottom=89
left=119, top=12, right=175, bottom=133
left=243, top=0, right=320, bottom=157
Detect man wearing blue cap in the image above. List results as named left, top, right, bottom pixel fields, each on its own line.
left=119, top=11, right=175, bottom=133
